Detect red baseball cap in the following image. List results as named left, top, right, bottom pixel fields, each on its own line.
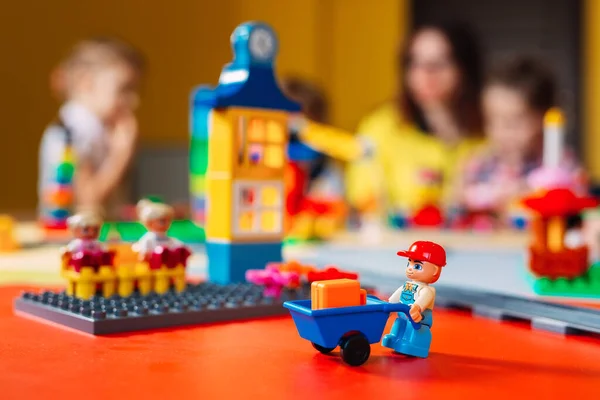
left=397, top=241, right=446, bottom=267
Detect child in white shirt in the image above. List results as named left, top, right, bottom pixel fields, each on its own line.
left=39, top=38, right=144, bottom=226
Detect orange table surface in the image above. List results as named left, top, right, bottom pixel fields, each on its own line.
left=1, top=286, right=600, bottom=400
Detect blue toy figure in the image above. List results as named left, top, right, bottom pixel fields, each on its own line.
left=382, top=240, right=446, bottom=358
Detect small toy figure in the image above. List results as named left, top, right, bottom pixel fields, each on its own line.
left=382, top=240, right=446, bottom=358
left=63, top=210, right=114, bottom=272
left=133, top=200, right=190, bottom=268
left=65, top=211, right=105, bottom=254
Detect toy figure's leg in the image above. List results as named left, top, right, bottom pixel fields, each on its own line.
left=381, top=312, right=408, bottom=349
left=394, top=310, right=433, bottom=358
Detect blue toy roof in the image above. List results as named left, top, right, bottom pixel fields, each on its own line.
left=192, top=22, right=301, bottom=113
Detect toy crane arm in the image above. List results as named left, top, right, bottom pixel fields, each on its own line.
left=291, top=116, right=370, bottom=162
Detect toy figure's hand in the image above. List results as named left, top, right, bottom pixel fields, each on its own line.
left=409, top=304, right=423, bottom=322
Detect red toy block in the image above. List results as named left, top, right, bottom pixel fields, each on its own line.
left=307, top=266, right=359, bottom=283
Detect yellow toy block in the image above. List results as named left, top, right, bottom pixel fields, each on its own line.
left=134, top=262, right=153, bottom=295
left=300, top=121, right=363, bottom=162
left=0, top=215, right=18, bottom=252
left=153, top=266, right=171, bottom=294
left=75, top=267, right=96, bottom=300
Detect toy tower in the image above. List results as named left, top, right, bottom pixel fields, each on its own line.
left=190, top=22, right=302, bottom=284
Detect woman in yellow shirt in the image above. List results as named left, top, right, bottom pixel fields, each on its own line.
left=346, top=21, right=485, bottom=225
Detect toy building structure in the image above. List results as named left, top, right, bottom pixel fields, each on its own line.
left=523, top=188, right=597, bottom=279
left=190, top=22, right=301, bottom=284
left=40, top=128, right=75, bottom=233
left=190, top=22, right=365, bottom=283
left=521, top=108, right=600, bottom=296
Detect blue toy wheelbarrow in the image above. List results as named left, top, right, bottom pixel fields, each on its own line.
left=283, top=295, right=420, bottom=366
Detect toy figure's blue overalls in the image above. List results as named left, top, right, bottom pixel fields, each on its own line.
left=381, top=282, right=433, bottom=358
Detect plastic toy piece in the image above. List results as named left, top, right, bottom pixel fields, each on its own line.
left=190, top=22, right=365, bottom=251
left=191, top=22, right=301, bottom=284
left=41, top=128, right=75, bottom=233
left=410, top=205, right=444, bottom=227
left=0, top=215, right=18, bottom=252
left=306, top=267, right=359, bottom=283
left=284, top=295, right=420, bottom=366
left=434, top=284, right=600, bottom=336
left=15, top=283, right=310, bottom=335
left=269, top=260, right=316, bottom=279
left=245, top=267, right=300, bottom=298
left=522, top=188, right=598, bottom=279
left=62, top=212, right=117, bottom=299
left=532, top=263, right=600, bottom=298
left=382, top=241, right=446, bottom=358
left=310, top=279, right=366, bottom=310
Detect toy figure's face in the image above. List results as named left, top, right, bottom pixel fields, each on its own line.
left=405, top=259, right=441, bottom=284
left=75, top=225, right=99, bottom=240
left=147, top=216, right=171, bottom=234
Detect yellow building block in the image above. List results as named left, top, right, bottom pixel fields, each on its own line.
left=0, top=215, right=18, bottom=252
left=205, top=178, right=233, bottom=239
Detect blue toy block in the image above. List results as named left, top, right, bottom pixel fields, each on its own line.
left=206, top=241, right=283, bottom=284
left=190, top=106, right=211, bottom=140
left=191, top=22, right=301, bottom=113
left=288, top=141, right=321, bottom=162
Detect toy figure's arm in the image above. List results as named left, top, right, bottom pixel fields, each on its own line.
left=65, top=239, right=79, bottom=254
left=132, top=233, right=152, bottom=256
left=388, top=287, right=403, bottom=303
left=291, top=117, right=368, bottom=162
left=414, top=286, right=435, bottom=311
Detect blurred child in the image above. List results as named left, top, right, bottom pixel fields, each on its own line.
left=39, top=37, right=144, bottom=225
left=456, top=57, right=584, bottom=220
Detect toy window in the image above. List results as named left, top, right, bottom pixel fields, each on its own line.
left=233, top=181, right=283, bottom=237
left=266, top=121, right=284, bottom=143
left=241, top=187, right=255, bottom=206
left=239, top=210, right=254, bottom=232
left=249, top=119, right=266, bottom=142
left=260, top=210, right=280, bottom=232
left=264, top=145, right=284, bottom=169
left=261, top=185, right=280, bottom=207
left=248, top=144, right=264, bottom=165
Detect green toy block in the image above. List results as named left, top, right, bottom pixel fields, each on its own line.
left=98, top=223, right=116, bottom=242
left=100, top=219, right=205, bottom=243
left=115, top=222, right=148, bottom=242
left=190, top=138, right=209, bottom=175
left=168, top=220, right=205, bottom=243
left=190, top=175, right=206, bottom=194
left=532, top=264, right=600, bottom=298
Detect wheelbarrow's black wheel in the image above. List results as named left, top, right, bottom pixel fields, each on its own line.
left=312, top=342, right=335, bottom=354
left=340, top=334, right=370, bottom=366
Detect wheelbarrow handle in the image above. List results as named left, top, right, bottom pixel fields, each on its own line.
left=383, top=302, right=422, bottom=330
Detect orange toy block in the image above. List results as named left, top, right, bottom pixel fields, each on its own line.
left=311, top=279, right=366, bottom=310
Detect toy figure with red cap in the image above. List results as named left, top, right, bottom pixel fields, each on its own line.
left=382, top=240, right=446, bottom=358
